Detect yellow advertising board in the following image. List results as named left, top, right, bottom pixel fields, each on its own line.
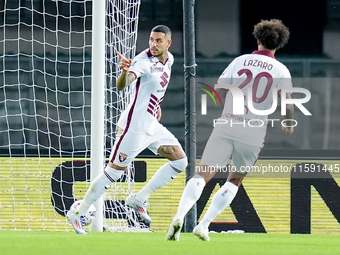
left=0, top=157, right=339, bottom=234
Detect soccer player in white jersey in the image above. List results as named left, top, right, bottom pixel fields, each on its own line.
left=166, top=19, right=294, bottom=241
left=67, top=25, right=187, bottom=234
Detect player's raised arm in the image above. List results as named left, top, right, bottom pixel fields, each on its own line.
left=116, top=52, right=136, bottom=91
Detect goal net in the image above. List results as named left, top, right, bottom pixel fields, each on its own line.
left=0, top=0, right=147, bottom=232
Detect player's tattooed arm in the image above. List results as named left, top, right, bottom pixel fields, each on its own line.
left=117, top=71, right=136, bottom=91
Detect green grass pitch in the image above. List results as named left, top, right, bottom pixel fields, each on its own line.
left=0, top=231, right=339, bottom=255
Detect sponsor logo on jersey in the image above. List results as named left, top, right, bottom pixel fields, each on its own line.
left=150, top=66, right=164, bottom=73
left=160, top=72, right=169, bottom=87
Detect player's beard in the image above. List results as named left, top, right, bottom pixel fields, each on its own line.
left=150, top=48, right=165, bottom=57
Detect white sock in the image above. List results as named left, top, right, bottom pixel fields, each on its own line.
left=174, top=175, right=206, bottom=220
left=199, top=181, right=238, bottom=229
left=135, top=159, right=185, bottom=202
left=77, top=165, right=124, bottom=215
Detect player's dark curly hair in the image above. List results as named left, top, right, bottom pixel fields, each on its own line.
left=253, top=19, right=289, bottom=50
left=152, top=25, right=172, bottom=37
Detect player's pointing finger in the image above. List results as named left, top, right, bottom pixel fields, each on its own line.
left=116, top=52, right=126, bottom=60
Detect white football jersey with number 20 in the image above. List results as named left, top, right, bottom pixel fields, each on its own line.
left=215, top=50, right=292, bottom=146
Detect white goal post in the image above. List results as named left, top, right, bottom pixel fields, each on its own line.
left=90, top=0, right=105, bottom=232
left=91, top=0, right=143, bottom=232
left=0, top=0, right=146, bottom=232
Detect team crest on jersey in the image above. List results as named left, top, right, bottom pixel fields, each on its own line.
left=119, top=152, right=128, bottom=162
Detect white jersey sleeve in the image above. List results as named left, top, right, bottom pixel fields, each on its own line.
left=128, top=54, right=148, bottom=78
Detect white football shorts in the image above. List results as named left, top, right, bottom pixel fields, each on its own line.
left=109, top=123, right=181, bottom=167
left=199, top=127, right=262, bottom=174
